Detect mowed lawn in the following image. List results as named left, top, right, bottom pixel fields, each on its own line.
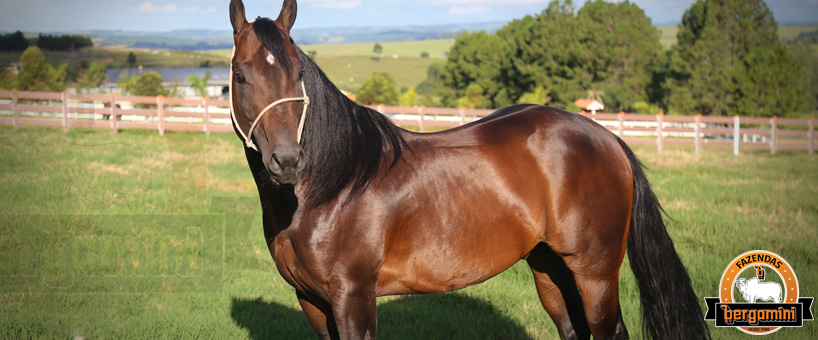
left=0, top=125, right=816, bottom=339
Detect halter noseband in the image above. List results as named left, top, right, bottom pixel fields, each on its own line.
left=230, top=80, right=310, bottom=151
left=229, top=44, right=310, bottom=151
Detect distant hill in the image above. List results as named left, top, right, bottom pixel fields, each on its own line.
left=45, top=22, right=505, bottom=50
left=17, top=22, right=815, bottom=51
left=292, top=22, right=505, bottom=44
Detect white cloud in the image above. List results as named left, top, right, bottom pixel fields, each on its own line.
left=449, top=5, right=490, bottom=16
left=302, top=0, right=363, bottom=9
left=181, top=6, right=199, bottom=13
left=204, top=7, right=217, bottom=13
left=137, top=2, right=178, bottom=13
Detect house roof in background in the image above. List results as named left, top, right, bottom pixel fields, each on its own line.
left=574, top=99, right=605, bottom=110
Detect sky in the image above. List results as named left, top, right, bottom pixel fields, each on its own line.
left=0, top=0, right=816, bottom=33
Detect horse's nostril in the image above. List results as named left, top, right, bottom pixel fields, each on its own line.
left=269, top=145, right=304, bottom=176
left=272, top=153, right=284, bottom=168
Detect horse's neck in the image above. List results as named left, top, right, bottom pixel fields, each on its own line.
left=244, top=148, right=298, bottom=242
left=258, top=185, right=298, bottom=240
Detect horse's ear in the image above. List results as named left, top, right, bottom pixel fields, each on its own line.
left=276, top=0, right=297, bottom=32
left=230, top=0, right=248, bottom=35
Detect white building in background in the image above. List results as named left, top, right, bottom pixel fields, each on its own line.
left=104, top=67, right=230, bottom=98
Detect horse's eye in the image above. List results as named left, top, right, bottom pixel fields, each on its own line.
left=234, top=72, right=246, bottom=84
left=298, top=70, right=305, bottom=80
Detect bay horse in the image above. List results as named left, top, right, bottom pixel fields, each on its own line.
left=228, top=1, right=710, bottom=339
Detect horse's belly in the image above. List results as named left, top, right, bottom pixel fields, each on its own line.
left=377, top=219, right=539, bottom=295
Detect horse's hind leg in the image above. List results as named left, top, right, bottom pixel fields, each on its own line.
left=571, top=272, right=629, bottom=340
left=526, top=243, right=591, bottom=340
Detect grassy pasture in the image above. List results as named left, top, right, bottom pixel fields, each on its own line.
left=778, top=25, right=818, bottom=41
left=209, top=39, right=452, bottom=92
left=298, top=39, right=456, bottom=60
left=658, top=26, right=679, bottom=49
left=0, top=125, right=816, bottom=340
left=0, top=46, right=230, bottom=70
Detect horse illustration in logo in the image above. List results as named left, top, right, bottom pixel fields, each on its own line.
left=735, top=266, right=782, bottom=303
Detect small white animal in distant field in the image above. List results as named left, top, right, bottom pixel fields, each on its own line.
left=735, top=277, right=782, bottom=303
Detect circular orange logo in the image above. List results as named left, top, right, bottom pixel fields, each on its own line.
left=719, top=250, right=799, bottom=335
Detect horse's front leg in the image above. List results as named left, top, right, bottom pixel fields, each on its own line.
left=297, top=291, right=339, bottom=340
left=329, top=279, right=378, bottom=340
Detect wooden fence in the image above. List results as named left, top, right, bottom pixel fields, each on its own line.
left=0, top=89, right=814, bottom=155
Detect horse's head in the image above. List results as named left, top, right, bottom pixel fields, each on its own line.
left=230, top=0, right=307, bottom=185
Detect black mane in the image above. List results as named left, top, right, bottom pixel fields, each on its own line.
left=253, top=17, right=408, bottom=208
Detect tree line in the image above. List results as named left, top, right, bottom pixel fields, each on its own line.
left=0, top=31, right=93, bottom=52
left=357, top=0, right=815, bottom=118
left=435, top=0, right=812, bottom=117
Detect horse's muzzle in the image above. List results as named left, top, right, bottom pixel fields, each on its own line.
left=267, top=144, right=305, bottom=185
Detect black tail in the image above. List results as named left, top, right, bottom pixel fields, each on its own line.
left=616, top=137, right=711, bottom=340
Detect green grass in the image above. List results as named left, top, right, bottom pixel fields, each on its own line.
left=659, top=26, right=679, bottom=49
left=0, top=46, right=231, bottom=70
left=311, top=56, right=442, bottom=93
left=1, top=124, right=817, bottom=338
left=209, top=50, right=444, bottom=93
left=778, top=25, right=818, bottom=41
left=209, top=39, right=451, bottom=91
left=299, top=39, right=455, bottom=60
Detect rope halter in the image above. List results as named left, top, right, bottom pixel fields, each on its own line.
left=230, top=80, right=310, bottom=151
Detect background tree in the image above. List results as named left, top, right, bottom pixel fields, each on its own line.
left=132, top=71, right=167, bottom=97
left=127, top=52, right=137, bottom=68
left=576, top=0, right=662, bottom=112
left=17, top=46, right=66, bottom=92
left=116, top=73, right=137, bottom=95
left=494, top=0, right=588, bottom=109
left=437, top=0, right=661, bottom=111
left=664, top=0, right=800, bottom=116
left=517, top=86, right=551, bottom=105
left=457, top=84, right=492, bottom=109
left=373, top=43, right=383, bottom=55
left=357, top=72, right=398, bottom=105
left=732, top=45, right=805, bottom=117
left=400, top=86, right=418, bottom=107
left=36, top=34, right=92, bottom=51
left=186, top=71, right=212, bottom=98
left=0, top=69, right=16, bottom=89
left=0, top=31, right=29, bottom=52
left=438, top=31, right=509, bottom=108
left=77, top=62, right=107, bottom=93
left=788, top=44, right=818, bottom=113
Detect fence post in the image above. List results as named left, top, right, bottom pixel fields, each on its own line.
left=377, top=103, right=385, bottom=115
left=203, top=97, right=210, bottom=135
left=770, top=116, right=777, bottom=155
left=61, top=91, right=69, bottom=133
left=694, top=114, right=701, bottom=154
left=11, top=88, right=19, bottom=130
left=459, top=106, right=466, bottom=126
left=733, top=115, right=740, bottom=156
left=110, top=94, right=118, bottom=134
left=418, top=105, right=425, bottom=132
left=656, top=113, right=664, bottom=153
left=618, top=112, right=625, bottom=137
left=809, top=117, right=814, bottom=155
left=157, top=95, right=165, bottom=136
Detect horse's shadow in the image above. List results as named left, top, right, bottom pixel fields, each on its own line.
left=231, top=293, right=535, bottom=339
